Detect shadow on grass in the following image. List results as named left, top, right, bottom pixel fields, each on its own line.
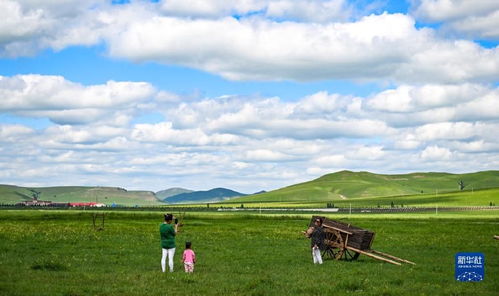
left=31, top=261, right=68, bottom=271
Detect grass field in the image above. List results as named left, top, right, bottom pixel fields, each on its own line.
left=0, top=210, right=498, bottom=295
left=172, top=187, right=499, bottom=209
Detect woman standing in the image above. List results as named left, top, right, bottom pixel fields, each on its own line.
left=160, top=213, right=178, bottom=272
left=310, top=218, right=325, bottom=264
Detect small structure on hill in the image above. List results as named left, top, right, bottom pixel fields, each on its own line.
left=308, top=216, right=415, bottom=266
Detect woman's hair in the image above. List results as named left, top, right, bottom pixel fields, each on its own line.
left=185, top=241, right=192, bottom=249
left=164, top=213, right=173, bottom=221
left=315, top=218, right=323, bottom=225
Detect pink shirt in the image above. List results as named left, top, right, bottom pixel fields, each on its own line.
left=183, top=249, right=196, bottom=263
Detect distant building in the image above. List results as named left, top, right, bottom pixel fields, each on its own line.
left=16, top=199, right=53, bottom=206
left=16, top=200, right=106, bottom=207
left=68, top=202, right=106, bottom=207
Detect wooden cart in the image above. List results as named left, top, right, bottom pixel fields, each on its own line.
left=309, top=216, right=415, bottom=266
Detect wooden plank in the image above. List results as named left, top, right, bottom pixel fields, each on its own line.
left=370, top=250, right=416, bottom=265
left=347, top=247, right=402, bottom=266
left=323, top=224, right=353, bottom=235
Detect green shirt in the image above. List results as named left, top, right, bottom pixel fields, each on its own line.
left=160, top=223, right=176, bottom=249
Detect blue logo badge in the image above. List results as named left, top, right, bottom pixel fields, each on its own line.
left=455, top=252, right=484, bottom=282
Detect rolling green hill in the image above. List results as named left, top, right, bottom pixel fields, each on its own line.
left=0, top=185, right=162, bottom=206
left=211, top=187, right=499, bottom=208
left=156, top=187, right=193, bottom=200
left=232, top=170, right=499, bottom=203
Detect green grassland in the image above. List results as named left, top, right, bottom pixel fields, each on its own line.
left=0, top=210, right=498, bottom=295
left=212, top=187, right=499, bottom=208
left=0, top=185, right=162, bottom=206
left=233, top=170, right=499, bottom=203
left=167, top=187, right=499, bottom=209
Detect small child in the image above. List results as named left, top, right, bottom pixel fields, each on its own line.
left=182, top=241, right=196, bottom=273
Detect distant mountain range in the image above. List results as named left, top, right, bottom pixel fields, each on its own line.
left=162, top=187, right=247, bottom=204
left=2, top=170, right=498, bottom=205
left=0, top=184, right=249, bottom=205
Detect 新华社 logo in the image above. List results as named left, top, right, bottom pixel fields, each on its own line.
left=455, top=252, right=484, bottom=282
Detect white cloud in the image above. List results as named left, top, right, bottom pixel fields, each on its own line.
left=447, top=140, right=499, bottom=153
left=244, top=149, right=293, bottom=162
left=1, top=1, right=498, bottom=83
left=306, top=166, right=336, bottom=176
left=393, top=134, right=421, bottom=150
left=346, top=146, right=385, bottom=160
left=0, top=75, right=154, bottom=109
left=365, top=85, right=414, bottom=113
left=412, top=0, right=499, bottom=40
left=153, top=84, right=499, bottom=149
left=129, top=152, right=228, bottom=168
left=294, top=91, right=358, bottom=116
left=266, top=0, right=352, bottom=22
left=159, top=0, right=264, bottom=18
left=0, top=74, right=155, bottom=125
left=0, top=124, right=34, bottom=141
left=260, top=138, right=323, bottom=156
left=413, top=122, right=499, bottom=143
left=420, top=145, right=453, bottom=160
left=1, top=73, right=498, bottom=192
left=448, top=10, right=499, bottom=40
left=131, top=122, right=239, bottom=146
left=158, top=0, right=353, bottom=22
left=0, top=0, right=46, bottom=44
left=454, top=90, right=499, bottom=121
left=0, top=0, right=107, bottom=56
left=164, top=94, right=393, bottom=140
left=312, top=154, right=347, bottom=166
left=42, top=125, right=128, bottom=144
left=106, top=12, right=498, bottom=83
left=414, top=122, right=477, bottom=141
left=366, top=84, right=488, bottom=113
left=232, top=161, right=252, bottom=169
left=155, top=90, right=183, bottom=104
left=364, top=83, right=499, bottom=127
left=413, top=0, right=499, bottom=21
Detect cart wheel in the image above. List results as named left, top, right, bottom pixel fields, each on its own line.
left=322, top=228, right=345, bottom=260
left=342, top=248, right=360, bottom=261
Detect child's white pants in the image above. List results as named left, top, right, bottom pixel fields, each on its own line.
left=312, top=247, right=323, bottom=264
left=161, top=248, right=175, bottom=272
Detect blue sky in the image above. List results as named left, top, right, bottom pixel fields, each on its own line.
left=1, top=0, right=498, bottom=192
